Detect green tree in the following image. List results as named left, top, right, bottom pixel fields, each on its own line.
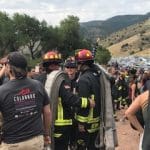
left=59, top=15, right=81, bottom=57
left=0, top=12, right=92, bottom=60
left=0, top=11, right=15, bottom=57
left=40, top=24, right=61, bottom=53
left=79, top=38, right=92, bottom=50
left=95, top=46, right=111, bottom=65
left=13, top=13, right=42, bottom=59
left=40, top=15, right=92, bottom=58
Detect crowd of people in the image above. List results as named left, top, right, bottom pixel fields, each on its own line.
left=0, top=49, right=102, bottom=150
left=107, top=64, right=150, bottom=114
left=107, top=62, right=150, bottom=150
left=0, top=49, right=149, bottom=150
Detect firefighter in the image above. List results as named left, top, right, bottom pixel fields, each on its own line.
left=64, top=56, right=78, bottom=93
left=35, top=50, right=95, bottom=150
left=64, top=56, right=79, bottom=149
left=33, top=50, right=62, bottom=85
left=115, top=72, right=128, bottom=109
left=75, top=49, right=100, bottom=150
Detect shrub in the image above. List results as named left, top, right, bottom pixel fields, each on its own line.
left=129, top=51, right=135, bottom=55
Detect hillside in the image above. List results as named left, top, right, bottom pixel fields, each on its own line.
left=80, top=12, right=150, bottom=41
left=103, top=19, right=150, bottom=57
left=108, top=37, right=150, bottom=57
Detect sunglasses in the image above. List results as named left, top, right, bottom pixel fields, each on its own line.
left=66, top=66, right=76, bottom=69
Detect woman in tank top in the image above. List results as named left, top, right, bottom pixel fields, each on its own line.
left=125, top=90, right=150, bottom=150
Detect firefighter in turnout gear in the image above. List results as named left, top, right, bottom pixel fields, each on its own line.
left=115, top=72, right=128, bottom=109
left=64, top=56, right=79, bottom=149
left=64, top=56, right=78, bottom=92
left=35, top=50, right=95, bottom=150
left=33, top=51, right=62, bottom=85
left=75, top=49, right=100, bottom=150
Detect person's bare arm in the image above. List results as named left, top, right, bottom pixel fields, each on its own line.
left=125, top=91, right=149, bottom=133
left=0, top=65, right=6, bottom=78
left=43, top=104, right=51, bottom=144
left=131, top=83, right=136, bottom=101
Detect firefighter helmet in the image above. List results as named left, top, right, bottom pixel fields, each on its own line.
left=75, top=49, right=94, bottom=64
left=42, top=51, right=62, bottom=67
left=64, top=56, right=77, bottom=68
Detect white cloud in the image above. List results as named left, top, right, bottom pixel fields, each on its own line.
left=0, top=0, right=31, bottom=7
left=0, top=0, right=149, bottom=26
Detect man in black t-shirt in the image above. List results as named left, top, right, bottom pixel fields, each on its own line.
left=0, top=52, right=51, bottom=150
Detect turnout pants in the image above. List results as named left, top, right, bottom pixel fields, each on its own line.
left=76, top=130, right=99, bottom=150
left=54, top=126, right=71, bottom=150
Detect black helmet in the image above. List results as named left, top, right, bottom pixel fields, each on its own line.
left=64, top=56, right=77, bottom=68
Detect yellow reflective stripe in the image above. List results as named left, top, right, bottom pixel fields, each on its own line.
left=118, top=97, right=121, bottom=100
left=88, top=122, right=99, bottom=133
left=87, top=95, right=100, bottom=124
left=87, top=127, right=99, bottom=133
left=54, top=133, right=62, bottom=138
left=76, top=115, right=100, bottom=123
left=81, top=97, right=88, bottom=108
left=77, top=139, right=84, bottom=145
left=75, top=115, right=88, bottom=122
left=55, top=97, right=72, bottom=126
left=89, top=107, right=93, bottom=119
left=88, top=117, right=100, bottom=123
left=55, top=119, right=72, bottom=126
left=57, top=97, right=63, bottom=120
left=76, top=95, right=98, bottom=123
left=88, top=95, right=94, bottom=119
left=118, top=86, right=122, bottom=90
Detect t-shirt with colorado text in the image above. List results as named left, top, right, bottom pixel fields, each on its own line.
left=0, top=78, right=49, bottom=143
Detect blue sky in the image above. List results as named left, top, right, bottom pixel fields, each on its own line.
left=0, top=0, right=149, bottom=26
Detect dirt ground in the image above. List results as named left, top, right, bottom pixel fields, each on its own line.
left=115, top=109, right=140, bottom=150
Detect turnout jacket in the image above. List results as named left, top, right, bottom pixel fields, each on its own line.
left=34, top=71, right=90, bottom=137
left=76, top=67, right=101, bottom=133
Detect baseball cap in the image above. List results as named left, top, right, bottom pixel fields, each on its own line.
left=7, top=52, right=27, bottom=69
